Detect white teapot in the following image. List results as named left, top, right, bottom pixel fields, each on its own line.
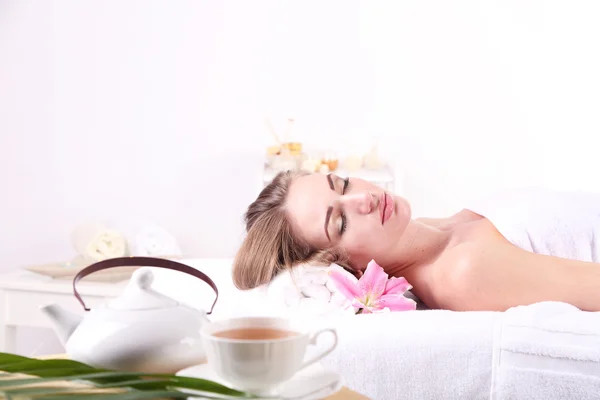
left=40, top=257, right=218, bottom=374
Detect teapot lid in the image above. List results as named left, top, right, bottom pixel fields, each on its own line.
left=108, top=268, right=178, bottom=310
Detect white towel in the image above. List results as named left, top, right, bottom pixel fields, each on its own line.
left=265, top=264, right=356, bottom=323
left=320, top=309, right=500, bottom=400
left=492, top=301, right=600, bottom=400
left=466, top=187, right=600, bottom=262
left=71, top=223, right=128, bottom=262
left=130, top=224, right=182, bottom=258
left=116, top=219, right=182, bottom=258
left=317, top=301, right=600, bottom=400
left=266, top=263, right=428, bottom=321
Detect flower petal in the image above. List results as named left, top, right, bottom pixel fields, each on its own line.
left=377, top=294, right=417, bottom=311
left=329, top=269, right=362, bottom=300
left=362, top=304, right=386, bottom=314
left=383, top=276, right=412, bottom=295
left=352, top=299, right=367, bottom=309
left=358, top=259, right=389, bottom=298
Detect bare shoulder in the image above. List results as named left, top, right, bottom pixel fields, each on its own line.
left=417, top=216, right=599, bottom=311
left=437, top=217, right=511, bottom=275
left=431, top=223, right=526, bottom=311
left=431, top=227, right=600, bottom=311
left=434, top=241, right=491, bottom=286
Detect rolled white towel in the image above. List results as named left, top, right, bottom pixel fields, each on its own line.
left=301, top=283, right=331, bottom=303
left=72, top=223, right=128, bottom=262
left=115, top=219, right=182, bottom=258
left=266, top=264, right=356, bottom=322
left=130, top=224, right=182, bottom=258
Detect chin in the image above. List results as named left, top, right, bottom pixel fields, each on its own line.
left=393, top=195, right=412, bottom=222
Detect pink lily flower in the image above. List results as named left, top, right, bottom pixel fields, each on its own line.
left=329, top=260, right=416, bottom=314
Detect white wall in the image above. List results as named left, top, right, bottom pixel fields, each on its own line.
left=1, top=0, right=600, bottom=353
left=369, top=0, right=600, bottom=215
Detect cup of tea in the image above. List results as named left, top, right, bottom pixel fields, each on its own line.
left=200, top=316, right=338, bottom=394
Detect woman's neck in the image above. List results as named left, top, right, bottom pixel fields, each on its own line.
left=387, top=212, right=486, bottom=306
left=386, top=219, right=456, bottom=280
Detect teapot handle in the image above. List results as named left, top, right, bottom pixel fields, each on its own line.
left=72, top=257, right=219, bottom=314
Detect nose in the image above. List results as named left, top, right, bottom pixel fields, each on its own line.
left=339, top=191, right=377, bottom=215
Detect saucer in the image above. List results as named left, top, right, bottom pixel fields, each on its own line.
left=176, top=362, right=343, bottom=400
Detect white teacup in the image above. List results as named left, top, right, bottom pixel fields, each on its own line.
left=201, top=316, right=338, bottom=394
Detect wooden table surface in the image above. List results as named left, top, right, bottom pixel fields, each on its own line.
left=327, top=386, right=369, bottom=399
left=36, top=354, right=370, bottom=399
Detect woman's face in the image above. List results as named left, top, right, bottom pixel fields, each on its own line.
left=285, top=173, right=412, bottom=270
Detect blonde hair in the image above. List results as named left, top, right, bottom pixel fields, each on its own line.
left=232, top=170, right=349, bottom=290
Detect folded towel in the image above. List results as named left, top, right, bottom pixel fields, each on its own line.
left=466, top=187, right=600, bottom=262
left=71, top=223, right=128, bottom=262
left=320, top=309, right=499, bottom=400
left=492, top=301, right=600, bottom=400
left=317, top=301, right=600, bottom=400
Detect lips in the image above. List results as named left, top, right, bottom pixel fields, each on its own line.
left=379, top=193, right=394, bottom=224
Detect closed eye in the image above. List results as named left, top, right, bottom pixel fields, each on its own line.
left=339, top=213, right=347, bottom=235
left=340, top=177, right=350, bottom=235
left=342, top=177, right=350, bottom=194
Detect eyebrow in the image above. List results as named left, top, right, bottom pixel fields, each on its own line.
left=327, top=173, right=335, bottom=190
left=324, top=174, right=335, bottom=241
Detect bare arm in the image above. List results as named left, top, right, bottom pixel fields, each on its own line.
left=444, top=242, right=600, bottom=312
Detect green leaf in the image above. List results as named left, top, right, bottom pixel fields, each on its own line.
left=0, top=353, right=253, bottom=398
left=0, top=359, right=97, bottom=373
left=24, top=390, right=191, bottom=399
left=0, top=372, right=250, bottom=395
left=3, top=368, right=105, bottom=379
left=1, top=390, right=240, bottom=400
left=0, top=372, right=152, bottom=388
left=0, top=353, right=32, bottom=365
left=1, top=379, right=170, bottom=396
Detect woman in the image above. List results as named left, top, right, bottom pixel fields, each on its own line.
left=232, top=170, right=600, bottom=312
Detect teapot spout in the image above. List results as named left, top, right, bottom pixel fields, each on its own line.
left=39, top=304, right=83, bottom=346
